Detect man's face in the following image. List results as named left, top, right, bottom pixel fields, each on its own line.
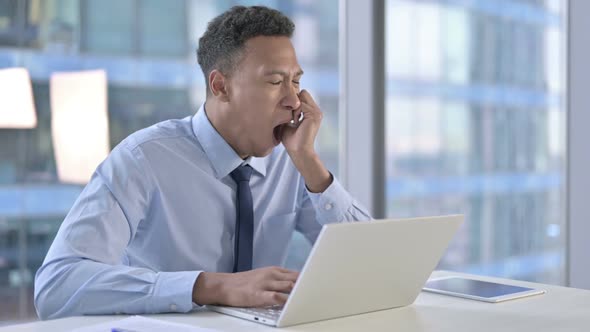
left=225, top=36, right=303, bottom=157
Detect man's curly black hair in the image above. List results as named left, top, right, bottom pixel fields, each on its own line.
left=197, top=6, right=295, bottom=96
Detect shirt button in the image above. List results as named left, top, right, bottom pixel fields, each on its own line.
left=170, top=304, right=177, bottom=311
left=324, top=203, right=333, bottom=210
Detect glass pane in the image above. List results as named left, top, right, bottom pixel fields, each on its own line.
left=0, top=0, right=43, bottom=48
left=385, top=0, right=567, bottom=285
left=139, top=0, right=187, bottom=57
left=39, top=0, right=80, bottom=52
left=81, top=0, right=135, bottom=55
left=0, top=0, right=20, bottom=46
left=108, top=86, right=192, bottom=146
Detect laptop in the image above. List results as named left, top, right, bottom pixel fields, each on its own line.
left=207, top=214, right=463, bottom=327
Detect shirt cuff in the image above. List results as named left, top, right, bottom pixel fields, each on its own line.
left=306, top=177, right=353, bottom=225
left=150, top=271, right=201, bottom=313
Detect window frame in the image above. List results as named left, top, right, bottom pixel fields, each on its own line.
left=340, top=0, right=385, bottom=218
left=567, top=0, right=590, bottom=289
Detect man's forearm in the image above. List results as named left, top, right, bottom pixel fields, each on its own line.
left=35, top=258, right=198, bottom=319
left=289, top=151, right=332, bottom=193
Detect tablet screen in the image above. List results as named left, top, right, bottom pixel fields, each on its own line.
left=424, top=277, right=535, bottom=298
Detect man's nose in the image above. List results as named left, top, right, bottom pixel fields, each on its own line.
left=281, top=85, right=301, bottom=110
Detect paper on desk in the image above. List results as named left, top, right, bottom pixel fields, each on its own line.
left=70, top=315, right=220, bottom=332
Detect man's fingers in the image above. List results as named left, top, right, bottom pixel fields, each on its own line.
left=265, top=280, right=295, bottom=293
left=262, top=291, right=289, bottom=306
left=298, top=89, right=318, bottom=109
left=298, top=89, right=310, bottom=101
left=267, top=266, right=298, bottom=275
left=280, top=271, right=299, bottom=283
left=298, top=98, right=322, bottom=124
left=271, top=268, right=299, bottom=282
left=301, top=103, right=322, bottom=122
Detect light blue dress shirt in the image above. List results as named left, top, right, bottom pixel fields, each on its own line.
left=34, top=105, right=371, bottom=319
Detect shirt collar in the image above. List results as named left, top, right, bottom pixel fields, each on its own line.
left=192, top=104, right=267, bottom=179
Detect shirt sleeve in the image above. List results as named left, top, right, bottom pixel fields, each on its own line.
left=34, top=143, right=200, bottom=320
left=295, top=175, right=372, bottom=244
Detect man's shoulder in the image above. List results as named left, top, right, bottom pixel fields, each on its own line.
left=119, top=116, right=195, bottom=152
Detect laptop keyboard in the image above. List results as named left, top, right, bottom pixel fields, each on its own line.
left=233, top=305, right=283, bottom=320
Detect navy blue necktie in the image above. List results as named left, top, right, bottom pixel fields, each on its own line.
left=230, top=165, right=254, bottom=273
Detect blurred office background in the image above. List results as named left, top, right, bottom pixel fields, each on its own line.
left=0, top=0, right=566, bottom=323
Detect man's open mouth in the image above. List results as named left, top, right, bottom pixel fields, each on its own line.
left=273, top=124, right=284, bottom=144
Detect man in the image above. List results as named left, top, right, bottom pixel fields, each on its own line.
left=34, top=5, right=371, bottom=319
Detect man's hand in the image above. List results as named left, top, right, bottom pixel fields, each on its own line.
left=192, top=266, right=299, bottom=307
left=281, top=90, right=332, bottom=193
left=281, top=90, right=322, bottom=156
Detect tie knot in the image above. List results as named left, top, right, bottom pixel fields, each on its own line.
left=230, top=164, right=253, bottom=182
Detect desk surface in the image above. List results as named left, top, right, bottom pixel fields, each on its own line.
left=5, top=271, right=590, bottom=332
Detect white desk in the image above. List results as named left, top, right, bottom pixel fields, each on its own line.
left=4, top=271, right=589, bottom=332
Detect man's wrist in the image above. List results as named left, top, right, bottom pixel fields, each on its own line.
left=289, top=151, right=332, bottom=193
left=192, top=272, right=227, bottom=305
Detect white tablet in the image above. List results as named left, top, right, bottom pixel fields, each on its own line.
left=423, top=276, right=546, bottom=303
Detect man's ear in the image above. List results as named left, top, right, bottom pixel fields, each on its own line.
left=209, top=70, right=230, bottom=102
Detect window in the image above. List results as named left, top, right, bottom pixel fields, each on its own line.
left=139, top=0, right=188, bottom=57
left=0, top=0, right=42, bottom=48
left=385, top=0, right=567, bottom=284
left=81, top=0, right=188, bottom=57
left=81, top=0, right=135, bottom=55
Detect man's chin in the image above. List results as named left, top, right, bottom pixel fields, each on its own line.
left=252, top=145, right=276, bottom=158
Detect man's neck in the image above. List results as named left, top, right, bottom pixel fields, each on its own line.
left=204, top=100, right=249, bottom=160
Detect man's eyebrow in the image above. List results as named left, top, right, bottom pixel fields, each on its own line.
left=264, top=69, right=304, bottom=77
